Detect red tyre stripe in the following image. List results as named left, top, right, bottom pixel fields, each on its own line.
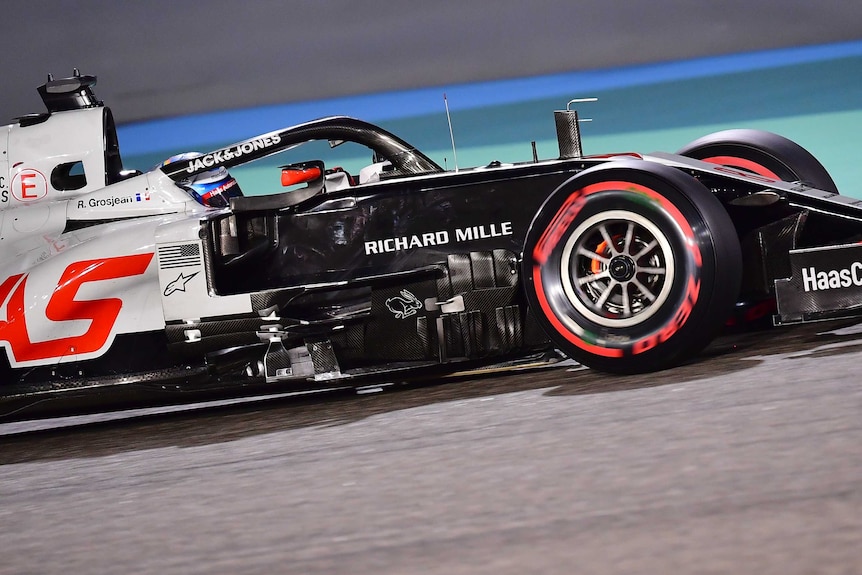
left=701, top=155, right=781, bottom=180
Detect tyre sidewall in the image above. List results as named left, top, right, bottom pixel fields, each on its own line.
left=678, top=129, right=838, bottom=193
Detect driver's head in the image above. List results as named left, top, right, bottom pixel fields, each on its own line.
left=184, top=166, right=242, bottom=208
left=160, top=152, right=243, bottom=207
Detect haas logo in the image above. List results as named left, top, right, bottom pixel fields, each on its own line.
left=385, top=289, right=423, bottom=319
left=0, top=254, right=153, bottom=366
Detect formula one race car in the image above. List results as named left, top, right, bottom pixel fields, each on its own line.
left=1, top=72, right=858, bottom=421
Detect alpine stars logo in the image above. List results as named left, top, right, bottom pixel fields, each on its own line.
left=801, top=263, right=862, bottom=292
left=164, top=271, right=199, bottom=296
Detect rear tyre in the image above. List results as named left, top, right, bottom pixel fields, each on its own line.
left=523, top=161, right=741, bottom=373
left=677, top=129, right=838, bottom=192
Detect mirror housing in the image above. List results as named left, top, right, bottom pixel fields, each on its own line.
left=281, top=161, right=323, bottom=187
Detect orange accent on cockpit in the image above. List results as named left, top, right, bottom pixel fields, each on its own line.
left=281, top=166, right=322, bottom=187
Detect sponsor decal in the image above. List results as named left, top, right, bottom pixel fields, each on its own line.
left=454, top=222, right=513, bottom=241
left=185, top=134, right=282, bottom=174
left=0, top=253, right=153, bottom=365
left=366, top=231, right=450, bottom=255
left=11, top=169, right=47, bottom=202
left=0, top=175, right=7, bottom=203
left=365, top=221, right=513, bottom=255
left=800, top=263, right=862, bottom=292
left=774, top=246, right=862, bottom=323
left=164, top=271, right=199, bottom=296
left=202, top=179, right=236, bottom=197
left=386, top=289, right=423, bottom=319
left=77, top=193, right=150, bottom=209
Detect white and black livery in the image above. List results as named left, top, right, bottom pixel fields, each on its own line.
left=0, top=72, right=857, bottom=420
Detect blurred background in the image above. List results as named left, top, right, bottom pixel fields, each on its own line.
left=3, top=1, right=861, bottom=193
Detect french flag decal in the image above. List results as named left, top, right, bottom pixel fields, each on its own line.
left=135, top=192, right=151, bottom=202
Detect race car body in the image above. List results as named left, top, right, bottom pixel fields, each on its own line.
left=1, top=72, right=859, bottom=421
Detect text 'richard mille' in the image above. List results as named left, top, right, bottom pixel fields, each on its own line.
left=364, top=221, right=513, bottom=255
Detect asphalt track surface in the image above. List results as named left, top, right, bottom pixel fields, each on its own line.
left=2, top=321, right=861, bottom=574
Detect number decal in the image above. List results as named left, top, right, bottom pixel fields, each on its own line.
left=0, top=253, right=153, bottom=364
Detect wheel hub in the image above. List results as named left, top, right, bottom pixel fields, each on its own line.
left=559, top=210, right=676, bottom=328
left=608, top=255, right=636, bottom=282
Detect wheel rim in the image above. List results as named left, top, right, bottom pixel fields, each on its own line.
left=559, top=210, right=676, bottom=328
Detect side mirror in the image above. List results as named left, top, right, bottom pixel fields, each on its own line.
left=281, top=161, right=324, bottom=187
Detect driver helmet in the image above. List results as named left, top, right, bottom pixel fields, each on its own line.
left=159, top=152, right=243, bottom=207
